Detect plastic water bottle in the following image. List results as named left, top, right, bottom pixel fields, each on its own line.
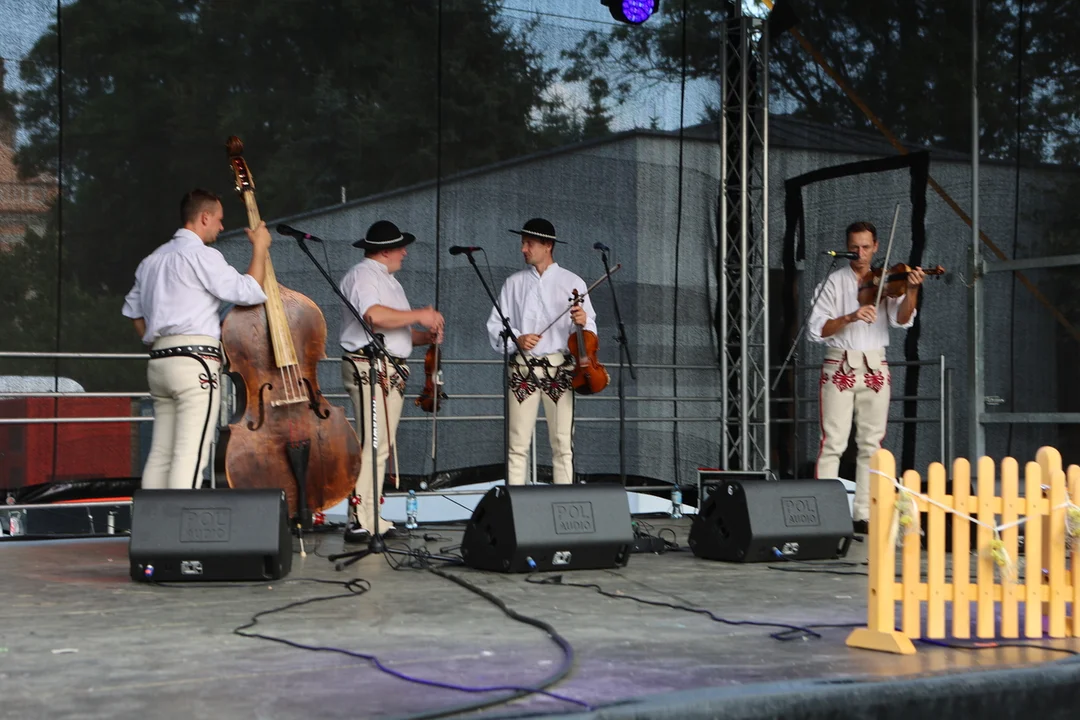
left=8, top=509, right=26, bottom=536
left=405, top=490, right=418, bottom=530
left=670, top=485, right=683, bottom=519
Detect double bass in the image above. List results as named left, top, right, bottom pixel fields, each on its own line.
left=218, top=137, right=360, bottom=526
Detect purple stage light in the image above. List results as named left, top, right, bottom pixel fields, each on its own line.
left=622, top=0, right=656, bottom=24
left=603, top=0, right=659, bottom=25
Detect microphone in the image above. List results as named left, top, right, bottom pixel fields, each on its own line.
left=593, top=242, right=610, bottom=252
left=277, top=224, right=323, bottom=242
left=822, top=250, right=858, bottom=260
left=449, top=245, right=482, bottom=256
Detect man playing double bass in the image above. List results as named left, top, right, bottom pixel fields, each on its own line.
left=808, top=221, right=925, bottom=534
left=122, top=189, right=271, bottom=490
left=339, top=220, right=445, bottom=543
left=486, top=218, right=597, bottom=486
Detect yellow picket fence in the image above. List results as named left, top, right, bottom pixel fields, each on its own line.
left=846, top=447, right=1080, bottom=654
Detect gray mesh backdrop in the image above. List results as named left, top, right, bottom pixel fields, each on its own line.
left=3, top=0, right=1080, bottom=488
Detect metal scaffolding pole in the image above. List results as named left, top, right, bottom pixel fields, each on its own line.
left=968, top=0, right=985, bottom=459
left=720, top=15, right=770, bottom=472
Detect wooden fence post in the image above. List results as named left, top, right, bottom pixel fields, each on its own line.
left=846, top=449, right=915, bottom=654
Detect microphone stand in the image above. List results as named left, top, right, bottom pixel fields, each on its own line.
left=598, top=247, right=636, bottom=487
left=457, top=250, right=528, bottom=486
left=288, top=236, right=410, bottom=569
left=771, top=255, right=839, bottom=478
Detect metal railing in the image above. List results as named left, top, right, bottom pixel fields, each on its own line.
left=769, top=355, right=953, bottom=473
left=0, top=350, right=954, bottom=485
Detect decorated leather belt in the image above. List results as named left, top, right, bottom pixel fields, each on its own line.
left=512, top=352, right=571, bottom=368
left=344, top=351, right=407, bottom=364
left=149, top=345, right=222, bottom=361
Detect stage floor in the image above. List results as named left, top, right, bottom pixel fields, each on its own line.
left=2, top=521, right=1079, bottom=719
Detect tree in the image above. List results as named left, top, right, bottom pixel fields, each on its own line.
left=14, top=0, right=605, bottom=295
left=561, top=0, right=1080, bottom=163
left=0, top=226, right=144, bottom=391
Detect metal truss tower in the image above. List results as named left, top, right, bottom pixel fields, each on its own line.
left=719, top=15, right=770, bottom=472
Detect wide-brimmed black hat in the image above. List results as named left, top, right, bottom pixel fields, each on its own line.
left=508, top=217, right=564, bottom=244
left=352, top=220, right=416, bottom=250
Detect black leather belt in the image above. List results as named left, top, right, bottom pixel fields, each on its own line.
left=149, top=345, right=222, bottom=360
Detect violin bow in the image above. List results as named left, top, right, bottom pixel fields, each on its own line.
left=536, top=263, right=622, bottom=338
left=429, top=342, right=439, bottom=462
left=873, top=203, right=902, bottom=309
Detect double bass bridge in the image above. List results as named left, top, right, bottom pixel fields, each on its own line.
left=270, top=396, right=309, bottom=408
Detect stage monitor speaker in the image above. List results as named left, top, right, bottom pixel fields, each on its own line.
left=461, top=484, right=633, bottom=573
left=129, top=489, right=292, bottom=582
left=689, top=478, right=852, bottom=562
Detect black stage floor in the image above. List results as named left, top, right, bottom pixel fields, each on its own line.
left=2, top=521, right=1080, bottom=719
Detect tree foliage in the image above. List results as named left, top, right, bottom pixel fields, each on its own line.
left=14, top=0, right=603, bottom=295
left=0, top=226, right=144, bottom=391
left=562, top=0, right=1080, bottom=163
left=3, top=0, right=605, bottom=391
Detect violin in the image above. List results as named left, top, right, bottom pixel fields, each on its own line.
left=857, top=263, right=946, bottom=306
left=415, top=343, right=447, bottom=412
left=567, top=289, right=609, bottom=395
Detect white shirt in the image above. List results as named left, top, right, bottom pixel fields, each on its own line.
left=121, top=229, right=267, bottom=344
left=487, top=263, right=598, bottom=357
left=339, top=258, right=414, bottom=358
left=807, top=266, right=915, bottom=350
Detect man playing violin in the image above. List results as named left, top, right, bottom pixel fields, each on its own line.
left=486, top=218, right=597, bottom=486
left=339, top=220, right=445, bottom=543
left=808, top=221, right=925, bottom=534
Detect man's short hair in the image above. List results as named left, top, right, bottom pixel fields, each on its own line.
left=845, top=221, right=878, bottom=242
left=180, top=189, right=221, bottom=225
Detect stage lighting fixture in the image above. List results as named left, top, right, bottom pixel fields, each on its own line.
left=602, top=0, right=659, bottom=25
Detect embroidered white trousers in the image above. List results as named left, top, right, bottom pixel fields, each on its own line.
left=816, top=348, right=891, bottom=522
left=142, top=335, right=222, bottom=491
left=342, top=356, right=406, bottom=531
left=506, top=353, right=575, bottom=486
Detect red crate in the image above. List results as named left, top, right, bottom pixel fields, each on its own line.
left=0, top=398, right=134, bottom=488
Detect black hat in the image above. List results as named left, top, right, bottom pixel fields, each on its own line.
left=352, top=220, right=416, bottom=250
left=508, top=217, right=564, bottom=244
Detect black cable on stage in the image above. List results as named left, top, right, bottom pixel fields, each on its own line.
left=767, top=564, right=868, bottom=577
left=524, top=573, right=823, bottom=641
left=169, top=547, right=592, bottom=720
left=369, top=545, right=590, bottom=718
left=770, top=622, right=864, bottom=641
left=391, top=566, right=592, bottom=720
left=766, top=548, right=868, bottom=576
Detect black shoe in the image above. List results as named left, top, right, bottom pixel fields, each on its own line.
left=852, top=520, right=869, bottom=536
left=381, top=526, right=403, bottom=540
left=344, top=522, right=372, bottom=544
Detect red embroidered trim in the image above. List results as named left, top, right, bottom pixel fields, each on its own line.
left=831, top=369, right=855, bottom=392
left=864, top=370, right=885, bottom=393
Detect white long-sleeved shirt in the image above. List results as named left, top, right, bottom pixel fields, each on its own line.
left=486, top=263, right=598, bottom=357
left=807, top=266, right=915, bottom=350
left=121, top=229, right=267, bottom=344
left=338, top=258, right=414, bottom=358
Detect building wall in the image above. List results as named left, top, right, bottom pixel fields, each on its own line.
left=0, top=82, right=56, bottom=247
